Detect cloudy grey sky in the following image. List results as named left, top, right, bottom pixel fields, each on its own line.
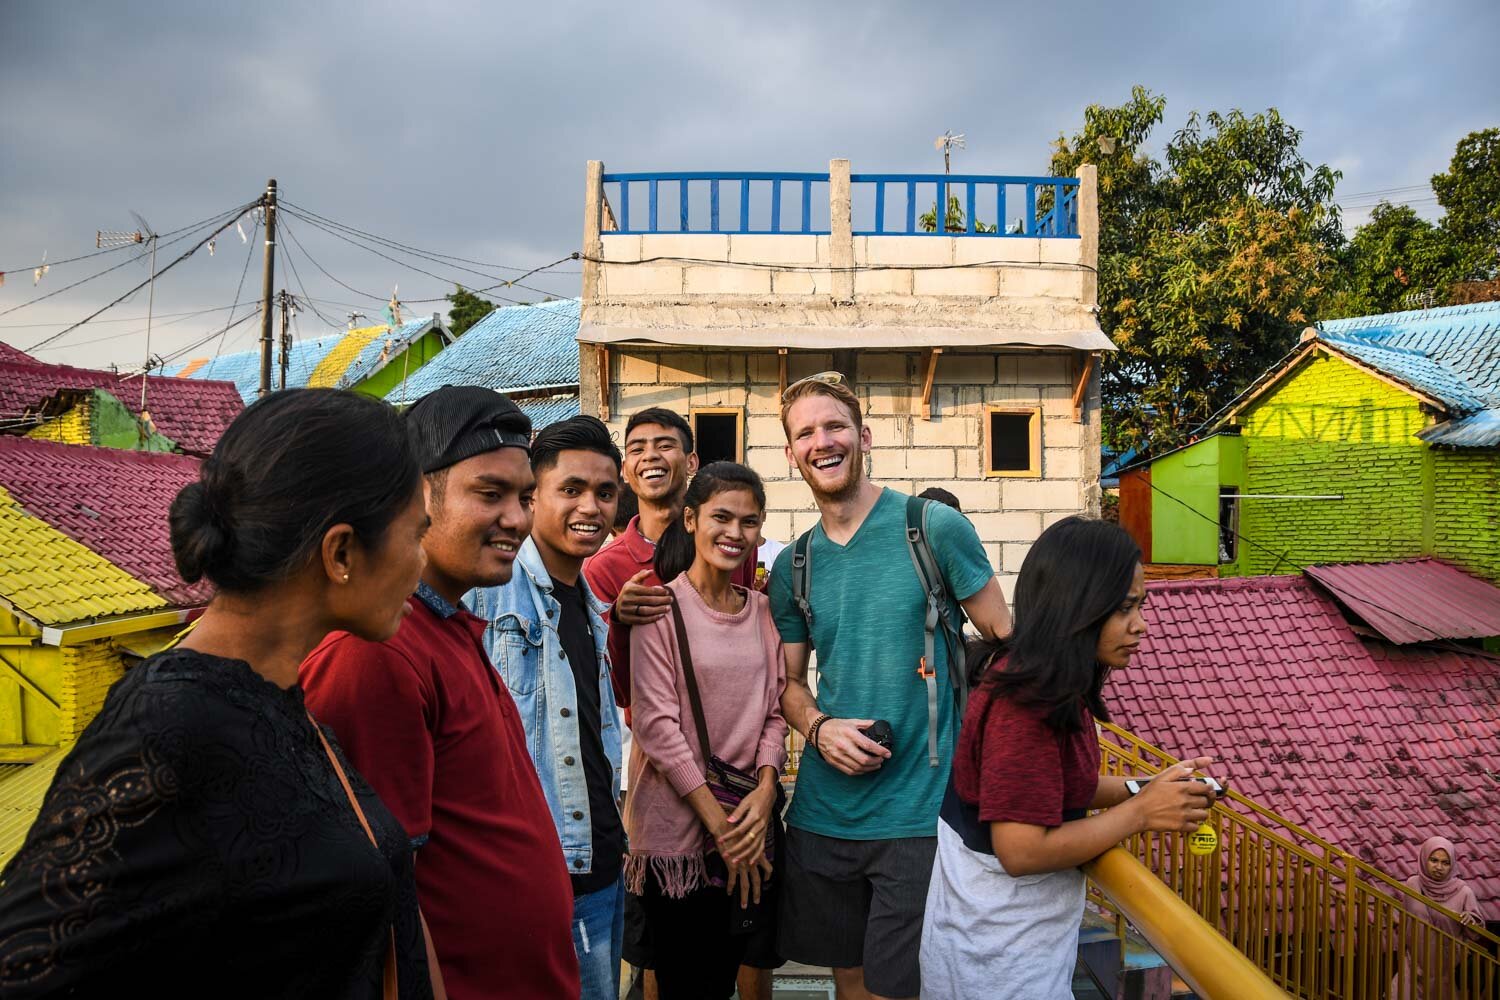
left=2, top=0, right=1496, bottom=370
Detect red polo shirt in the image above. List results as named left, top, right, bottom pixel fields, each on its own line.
left=300, top=589, right=579, bottom=1000
left=583, top=514, right=758, bottom=707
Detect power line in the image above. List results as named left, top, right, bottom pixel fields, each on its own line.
left=277, top=233, right=354, bottom=330
left=1144, top=477, right=1497, bottom=659
left=0, top=205, right=260, bottom=275
left=147, top=308, right=263, bottom=370
left=278, top=216, right=390, bottom=304
left=281, top=210, right=532, bottom=306
left=278, top=199, right=580, bottom=275
left=24, top=205, right=256, bottom=352
left=277, top=205, right=574, bottom=300
left=213, top=216, right=261, bottom=360
left=0, top=205, right=248, bottom=321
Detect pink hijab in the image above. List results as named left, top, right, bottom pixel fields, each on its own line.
left=1406, top=836, right=1484, bottom=929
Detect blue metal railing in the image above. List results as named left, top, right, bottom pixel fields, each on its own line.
left=601, top=171, right=1080, bottom=237
left=848, top=174, right=1079, bottom=237
left=603, top=172, right=831, bottom=235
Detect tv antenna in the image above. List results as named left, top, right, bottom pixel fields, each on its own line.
left=934, top=131, right=966, bottom=174
left=96, top=212, right=159, bottom=410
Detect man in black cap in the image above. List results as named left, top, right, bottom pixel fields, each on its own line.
left=302, top=386, right=581, bottom=1000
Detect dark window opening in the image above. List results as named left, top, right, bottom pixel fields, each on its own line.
left=986, top=410, right=1037, bottom=475
left=693, top=411, right=741, bottom=465
left=1218, top=489, right=1239, bottom=563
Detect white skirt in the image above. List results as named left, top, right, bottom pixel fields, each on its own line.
left=919, top=821, right=1086, bottom=1000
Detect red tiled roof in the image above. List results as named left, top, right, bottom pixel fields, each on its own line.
left=0, top=437, right=210, bottom=606
left=1111, top=574, right=1500, bottom=906
left=1305, top=558, right=1500, bottom=645
left=0, top=343, right=40, bottom=366
left=0, top=359, right=240, bottom=455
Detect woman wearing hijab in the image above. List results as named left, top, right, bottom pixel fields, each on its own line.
left=1390, top=835, right=1487, bottom=998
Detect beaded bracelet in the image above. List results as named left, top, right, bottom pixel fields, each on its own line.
left=806, top=713, right=831, bottom=754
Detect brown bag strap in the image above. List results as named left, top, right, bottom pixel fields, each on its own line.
left=667, top=592, right=715, bottom=767
left=309, top=710, right=399, bottom=1000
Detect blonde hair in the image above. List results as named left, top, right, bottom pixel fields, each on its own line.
left=779, top=376, right=863, bottom=436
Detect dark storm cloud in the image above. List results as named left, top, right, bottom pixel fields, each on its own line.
left=2, top=0, right=1497, bottom=367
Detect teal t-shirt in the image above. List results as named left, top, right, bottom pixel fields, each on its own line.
left=769, top=488, right=994, bottom=840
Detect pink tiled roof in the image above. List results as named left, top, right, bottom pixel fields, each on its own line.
left=0, top=343, right=40, bottom=366
left=1305, top=558, right=1500, bottom=644
left=1110, top=574, right=1500, bottom=906
left=0, top=359, right=241, bottom=455
left=0, top=437, right=210, bottom=607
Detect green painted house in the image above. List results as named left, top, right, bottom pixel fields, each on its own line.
left=1120, top=302, right=1500, bottom=582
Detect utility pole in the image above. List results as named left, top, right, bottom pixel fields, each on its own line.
left=277, top=289, right=294, bottom=390
left=258, top=178, right=278, bottom=398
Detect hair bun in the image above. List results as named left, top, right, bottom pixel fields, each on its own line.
left=169, top=479, right=234, bottom=584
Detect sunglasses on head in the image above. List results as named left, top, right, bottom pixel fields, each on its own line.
left=780, top=371, right=846, bottom=403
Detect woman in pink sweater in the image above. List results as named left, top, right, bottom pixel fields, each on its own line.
left=625, top=462, right=787, bottom=1000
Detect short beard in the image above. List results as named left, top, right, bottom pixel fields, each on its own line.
left=801, top=454, right=863, bottom=504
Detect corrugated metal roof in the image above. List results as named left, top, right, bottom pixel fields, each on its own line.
left=1304, top=558, right=1500, bottom=645
left=516, top=393, right=581, bottom=430
left=387, top=299, right=580, bottom=402
left=1316, top=302, right=1500, bottom=445
left=1112, top=574, right=1500, bottom=905
left=0, top=746, right=69, bottom=868
left=168, top=318, right=449, bottom=404
left=1420, top=408, right=1500, bottom=447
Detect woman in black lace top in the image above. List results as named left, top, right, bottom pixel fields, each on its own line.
left=0, top=389, right=440, bottom=999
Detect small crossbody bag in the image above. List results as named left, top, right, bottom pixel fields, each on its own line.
left=667, top=592, right=780, bottom=872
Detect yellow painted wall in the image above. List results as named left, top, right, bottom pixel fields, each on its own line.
left=25, top=398, right=91, bottom=444
left=0, top=608, right=61, bottom=748
left=58, top=641, right=124, bottom=742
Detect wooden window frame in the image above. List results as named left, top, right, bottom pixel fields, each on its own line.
left=689, top=406, right=746, bottom=464
left=983, top=405, right=1042, bottom=478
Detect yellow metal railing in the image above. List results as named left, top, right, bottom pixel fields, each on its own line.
left=1086, top=846, right=1291, bottom=999
left=1096, top=722, right=1500, bottom=1000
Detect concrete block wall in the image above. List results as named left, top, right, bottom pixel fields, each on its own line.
left=597, top=347, right=1099, bottom=599
left=592, top=232, right=1084, bottom=307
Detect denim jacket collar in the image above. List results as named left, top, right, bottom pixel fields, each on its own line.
left=415, top=580, right=464, bottom=619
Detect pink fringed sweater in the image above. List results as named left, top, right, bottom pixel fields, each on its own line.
left=625, top=576, right=787, bottom=898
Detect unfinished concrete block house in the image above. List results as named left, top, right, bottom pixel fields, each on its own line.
left=577, top=160, right=1108, bottom=595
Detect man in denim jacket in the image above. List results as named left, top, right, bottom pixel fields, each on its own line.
left=469, top=415, right=625, bottom=1000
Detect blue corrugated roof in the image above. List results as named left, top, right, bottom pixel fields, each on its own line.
left=335, top=317, right=448, bottom=390
left=386, top=299, right=580, bottom=403
left=516, top=393, right=581, bottom=430
left=1319, top=302, right=1500, bottom=403
left=163, top=333, right=344, bottom=402
left=167, top=317, right=449, bottom=404
left=1315, top=301, right=1500, bottom=445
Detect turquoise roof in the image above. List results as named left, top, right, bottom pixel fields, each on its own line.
left=1316, top=301, right=1500, bottom=447
left=387, top=299, right=580, bottom=402
left=516, top=393, right=581, bottom=430
left=167, top=317, right=445, bottom=404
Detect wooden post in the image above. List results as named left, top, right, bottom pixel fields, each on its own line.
left=920, top=348, right=943, bottom=420
left=597, top=345, right=611, bottom=421
left=778, top=348, right=788, bottom=400
left=1071, top=351, right=1098, bottom=422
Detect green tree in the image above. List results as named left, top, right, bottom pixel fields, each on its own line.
left=1046, top=87, right=1341, bottom=452
left=1431, top=127, right=1500, bottom=280
left=1323, top=202, right=1464, bottom=318
left=446, top=285, right=494, bottom=337
left=919, top=194, right=998, bottom=233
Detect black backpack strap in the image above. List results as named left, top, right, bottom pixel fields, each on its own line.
left=790, top=528, right=815, bottom=642
left=904, top=495, right=970, bottom=767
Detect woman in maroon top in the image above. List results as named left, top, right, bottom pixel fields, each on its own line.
left=922, top=517, right=1222, bottom=999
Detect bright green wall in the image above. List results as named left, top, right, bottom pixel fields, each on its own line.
left=355, top=330, right=448, bottom=401
left=1225, top=352, right=1499, bottom=581
left=1150, top=435, right=1244, bottom=565
left=92, top=391, right=176, bottom=452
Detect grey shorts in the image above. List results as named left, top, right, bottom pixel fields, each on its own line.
left=776, top=826, right=938, bottom=998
